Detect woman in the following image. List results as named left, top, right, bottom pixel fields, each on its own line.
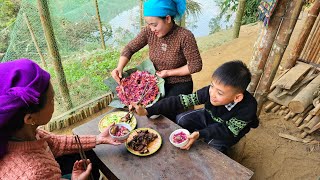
left=111, top=0, right=202, bottom=97
left=0, top=59, right=122, bottom=180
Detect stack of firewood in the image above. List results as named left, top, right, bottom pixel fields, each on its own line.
left=264, top=62, right=320, bottom=139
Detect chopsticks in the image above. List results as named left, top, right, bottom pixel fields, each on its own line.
left=123, top=82, right=151, bottom=122
left=74, top=135, right=94, bottom=180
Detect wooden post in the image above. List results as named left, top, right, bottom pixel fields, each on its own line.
left=94, top=0, right=106, bottom=50
left=24, top=13, right=47, bottom=69
left=37, top=0, right=73, bottom=110
left=284, top=1, right=320, bottom=69
left=254, top=0, right=304, bottom=115
left=140, top=0, right=144, bottom=30
left=247, top=0, right=289, bottom=94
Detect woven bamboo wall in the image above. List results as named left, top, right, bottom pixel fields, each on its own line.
left=44, top=93, right=113, bottom=132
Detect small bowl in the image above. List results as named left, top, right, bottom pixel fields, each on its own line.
left=169, top=129, right=190, bottom=148
left=109, top=122, right=132, bottom=141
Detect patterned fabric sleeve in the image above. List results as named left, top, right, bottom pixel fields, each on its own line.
left=37, top=129, right=96, bottom=157
left=181, top=30, right=202, bottom=74
left=226, top=118, right=249, bottom=136
left=121, top=27, right=148, bottom=59
left=146, top=86, right=209, bottom=116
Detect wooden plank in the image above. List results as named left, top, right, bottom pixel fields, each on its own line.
left=267, top=87, right=297, bottom=106
left=289, top=75, right=320, bottom=113
left=272, top=62, right=312, bottom=90
left=278, top=133, right=312, bottom=143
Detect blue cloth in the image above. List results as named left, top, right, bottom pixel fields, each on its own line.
left=144, top=0, right=186, bottom=20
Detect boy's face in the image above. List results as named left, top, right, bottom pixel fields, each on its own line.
left=209, top=79, right=243, bottom=106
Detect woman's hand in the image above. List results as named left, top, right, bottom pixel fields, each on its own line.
left=156, top=70, right=170, bottom=78
left=180, top=131, right=199, bottom=150
left=71, top=159, right=92, bottom=180
left=96, top=122, right=124, bottom=145
left=130, top=103, right=148, bottom=116
left=111, top=68, right=123, bottom=84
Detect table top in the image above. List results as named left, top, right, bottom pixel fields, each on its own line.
left=73, top=109, right=253, bottom=180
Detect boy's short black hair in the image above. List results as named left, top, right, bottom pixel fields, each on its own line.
left=212, top=60, right=251, bottom=92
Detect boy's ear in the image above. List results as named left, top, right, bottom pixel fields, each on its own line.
left=233, top=93, right=244, bottom=103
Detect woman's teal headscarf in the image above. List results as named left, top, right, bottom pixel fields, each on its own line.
left=144, top=0, right=186, bottom=20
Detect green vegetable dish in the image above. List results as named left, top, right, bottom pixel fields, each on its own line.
left=98, top=111, right=137, bottom=132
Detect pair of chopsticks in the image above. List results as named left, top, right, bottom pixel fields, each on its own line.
left=74, top=135, right=94, bottom=180
left=123, top=82, right=152, bottom=122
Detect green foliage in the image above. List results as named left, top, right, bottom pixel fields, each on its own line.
left=209, top=0, right=259, bottom=34
left=49, top=48, right=147, bottom=115
left=0, top=0, right=20, bottom=52
left=0, top=0, right=20, bottom=29
left=220, top=0, right=259, bottom=24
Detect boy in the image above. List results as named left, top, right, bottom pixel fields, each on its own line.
left=132, top=60, right=259, bottom=152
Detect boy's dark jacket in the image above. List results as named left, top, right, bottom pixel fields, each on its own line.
left=147, top=86, right=259, bottom=146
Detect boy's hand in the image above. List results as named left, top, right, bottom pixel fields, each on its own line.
left=130, top=103, right=148, bottom=116
left=180, top=131, right=200, bottom=150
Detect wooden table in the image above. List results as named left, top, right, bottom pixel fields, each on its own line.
left=73, top=109, right=253, bottom=180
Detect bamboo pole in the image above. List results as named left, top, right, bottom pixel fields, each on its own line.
left=94, top=0, right=106, bottom=50
left=295, top=105, right=314, bottom=126
left=304, top=14, right=320, bottom=62
left=305, top=22, right=320, bottom=61
left=264, top=101, right=276, bottom=112
left=284, top=1, right=320, bottom=69
left=233, top=0, right=246, bottom=39
left=37, top=0, right=73, bottom=110
left=300, top=13, right=320, bottom=61
left=309, top=31, right=320, bottom=62
left=255, top=0, right=305, bottom=115
left=271, top=104, right=281, bottom=113
left=23, top=13, right=47, bottom=69
left=140, top=0, right=144, bottom=30
left=247, top=0, right=289, bottom=94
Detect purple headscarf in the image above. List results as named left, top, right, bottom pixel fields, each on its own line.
left=0, top=58, right=50, bottom=157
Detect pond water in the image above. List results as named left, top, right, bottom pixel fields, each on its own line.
left=108, top=0, right=235, bottom=38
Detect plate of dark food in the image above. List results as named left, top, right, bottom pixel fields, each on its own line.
left=125, top=128, right=162, bottom=156
left=98, top=111, right=137, bottom=133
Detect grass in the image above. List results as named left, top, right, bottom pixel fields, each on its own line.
left=49, top=47, right=148, bottom=117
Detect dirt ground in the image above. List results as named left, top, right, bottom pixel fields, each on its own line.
left=53, top=16, right=320, bottom=179
left=192, top=20, right=320, bottom=179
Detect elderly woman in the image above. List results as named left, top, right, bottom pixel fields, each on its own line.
left=0, top=59, right=121, bottom=180
left=112, top=0, right=202, bottom=98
